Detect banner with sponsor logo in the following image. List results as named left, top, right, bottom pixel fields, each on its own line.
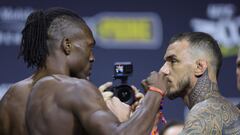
left=89, top=12, right=162, bottom=49
left=0, top=0, right=239, bottom=122
left=191, top=3, right=240, bottom=57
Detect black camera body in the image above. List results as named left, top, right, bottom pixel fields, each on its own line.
left=108, top=62, right=135, bottom=105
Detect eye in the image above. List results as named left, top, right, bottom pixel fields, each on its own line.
left=165, top=56, right=178, bottom=65
left=171, top=59, right=177, bottom=64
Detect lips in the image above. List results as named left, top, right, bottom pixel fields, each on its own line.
left=86, top=67, right=92, bottom=80
left=166, top=77, right=172, bottom=83
left=89, top=66, right=92, bottom=75
left=88, top=71, right=92, bottom=77
left=166, top=77, right=172, bottom=88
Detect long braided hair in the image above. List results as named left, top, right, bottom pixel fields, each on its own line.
left=18, top=7, right=84, bottom=69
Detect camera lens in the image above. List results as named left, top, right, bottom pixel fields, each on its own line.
left=115, top=85, right=135, bottom=105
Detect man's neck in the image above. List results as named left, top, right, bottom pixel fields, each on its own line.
left=184, top=71, right=220, bottom=109
left=45, top=54, right=70, bottom=76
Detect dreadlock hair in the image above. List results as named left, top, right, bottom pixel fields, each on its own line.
left=19, top=7, right=85, bottom=69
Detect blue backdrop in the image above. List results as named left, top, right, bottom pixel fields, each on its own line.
left=0, top=0, right=239, bottom=122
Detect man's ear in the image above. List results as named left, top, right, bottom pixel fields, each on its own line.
left=62, top=38, right=72, bottom=55
left=195, top=59, right=207, bottom=76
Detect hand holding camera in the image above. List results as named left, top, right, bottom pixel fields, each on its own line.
left=99, top=82, right=131, bottom=122
left=99, top=80, right=144, bottom=121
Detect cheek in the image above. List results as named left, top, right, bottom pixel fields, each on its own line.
left=70, top=51, right=87, bottom=69
left=172, top=67, right=192, bottom=84
left=78, top=53, right=89, bottom=68
left=172, top=66, right=190, bottom=77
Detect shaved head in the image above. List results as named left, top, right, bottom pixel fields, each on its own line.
left=47, top=15, right=89, bottom=50
left=169, top=32, right=222, bottom=77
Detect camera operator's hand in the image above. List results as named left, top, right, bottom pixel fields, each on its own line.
left=98, top=82, right=131, bottom=122
left=130, top=85, right=144, bottom=112
left=142, top=71, right=167, bottom=95
left=99, top=82, right=114, bottom=100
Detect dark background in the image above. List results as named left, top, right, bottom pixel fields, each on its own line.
left=0, top=0, right=239, bottom=123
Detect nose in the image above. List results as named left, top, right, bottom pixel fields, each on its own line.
left=160, top=62, right=169, bottom=75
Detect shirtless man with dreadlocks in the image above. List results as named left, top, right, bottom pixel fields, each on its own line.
left=0, top=8, right=144, bottom=135
left=0, top=7, right=165, bottom=135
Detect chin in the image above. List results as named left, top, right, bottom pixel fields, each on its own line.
left=166, top=93, right=179, bottom=100
left=75, top=72, right=89, bottom=80
left=166, top=88, right=181, bottom=100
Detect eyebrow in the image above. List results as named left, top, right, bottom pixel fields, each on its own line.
left=164, top=54, right=177, bottom=60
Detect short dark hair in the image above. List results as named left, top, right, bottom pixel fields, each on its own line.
left=169, top=32, right=222, bottom=77
left=19, top=7, right=85, bottom=69
left=159, top=121, right=184, bottom=135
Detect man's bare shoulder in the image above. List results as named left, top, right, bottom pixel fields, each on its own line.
left=33, top=74, right=103, bottom=109
left=180, top=97, right=240, bottom=135
left=0, top=76, right=33, bottom=135
left=33, top=74, right=97, bottom=93
left=0, top=76, right=33, bottom=105
left=189, top=97, right=240, bottom=119
left=31, top=75, right=108, bottom=123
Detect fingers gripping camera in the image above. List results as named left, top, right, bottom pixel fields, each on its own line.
left=107, top=62, right=135, bottom=105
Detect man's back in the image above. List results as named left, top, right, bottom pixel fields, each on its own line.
left=0, top=77, right=33, bottom=135
left=27, top=75, right=86, bottom=135
left=26, top=74, right=113, bottom=135
left=182, top=96, right=240, bottom=135
left=26, top=73, right=164, bottom=135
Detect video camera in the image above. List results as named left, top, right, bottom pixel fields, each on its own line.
left=108, top=62, right=135, bottom=105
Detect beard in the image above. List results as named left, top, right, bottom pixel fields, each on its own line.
left=167, top=76, right=190, bottom=100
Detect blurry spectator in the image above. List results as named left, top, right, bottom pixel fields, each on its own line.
left=159, top=121, right=184, bottom=135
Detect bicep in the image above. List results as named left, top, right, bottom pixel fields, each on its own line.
left=68, top=82, right=120, bottom=135
left=83, top=109, right=120, bottom=135
left=79, top=92, right=120, bottom=134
